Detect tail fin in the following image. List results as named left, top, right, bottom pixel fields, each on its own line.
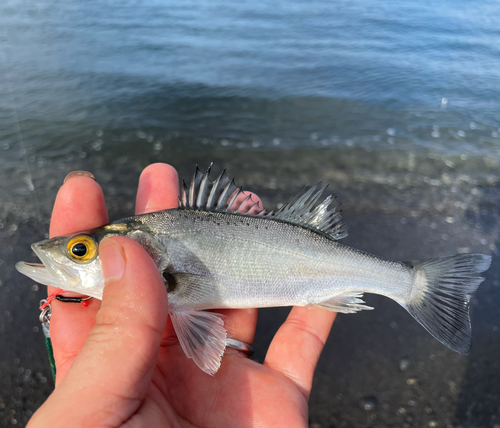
left=405, top=254, right=491, bottom=354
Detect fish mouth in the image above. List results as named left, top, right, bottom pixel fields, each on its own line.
left=16, top=261, right=64, bottom=287
left=16, top=244, right=79, bottom=288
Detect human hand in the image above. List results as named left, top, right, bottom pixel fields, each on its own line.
left=28, top=163, right=337, bottom=428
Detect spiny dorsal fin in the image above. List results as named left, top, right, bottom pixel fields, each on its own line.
left=179, top=164, right=265, bottom=214
left=179, top=165, right=348, bottom=240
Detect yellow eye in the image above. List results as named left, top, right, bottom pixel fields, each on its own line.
left=67, top=235, right=97, bottom=262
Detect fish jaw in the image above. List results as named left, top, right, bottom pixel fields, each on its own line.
left=15, top=261, right=66, bottom=288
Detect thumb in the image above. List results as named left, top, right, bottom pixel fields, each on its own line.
left=32, top=236, right=168, bottom=427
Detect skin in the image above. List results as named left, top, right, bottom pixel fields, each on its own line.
left=28, top=163, right=337, bottom=428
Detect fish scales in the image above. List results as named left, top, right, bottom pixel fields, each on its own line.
left=16, top=165, right=492, bottom=375
left=132, top=209, right=412, bottom=311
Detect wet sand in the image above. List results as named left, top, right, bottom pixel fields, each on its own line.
left=1, top=150, right=498, bottom=427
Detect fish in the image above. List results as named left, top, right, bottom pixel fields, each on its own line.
left=16, top=165, right=492, bottom=375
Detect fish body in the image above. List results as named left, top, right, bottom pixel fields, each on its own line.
left=16, top=166, right=492, bottom=374
left=116, top=209, right=411, bottom=312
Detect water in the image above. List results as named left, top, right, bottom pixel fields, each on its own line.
left=1, top=0, right=500, bottom=170
left=1, top=1, right=500, bottom=426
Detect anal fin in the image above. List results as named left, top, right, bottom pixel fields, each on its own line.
left=314, top=292, right=374, bottom=314
left=170, top=310, right=227, bottom=375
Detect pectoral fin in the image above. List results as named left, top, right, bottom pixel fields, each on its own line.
left=170, top=310, right=227, bottom=375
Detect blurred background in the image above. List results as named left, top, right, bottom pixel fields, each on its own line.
left=1, top=0, right=500, bottom=426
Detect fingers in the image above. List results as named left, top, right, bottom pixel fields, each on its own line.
left=50, top=164, right=179, bottom=383
left=48, top=174, right=108, bottom=384
left=264, top=307, right=336, bottom=400
left=135, top=163, right=179, bottom=214
left=35, top=237, right=168, bottom=427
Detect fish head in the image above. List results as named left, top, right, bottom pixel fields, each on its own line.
left=16, top=233, right=104, bottom=299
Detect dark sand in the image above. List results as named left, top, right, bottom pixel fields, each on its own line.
left=1, top=149, right=499, bottom=427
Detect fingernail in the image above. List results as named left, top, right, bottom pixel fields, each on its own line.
left=63, top=171, right=96, bottom=184
left=100, top=238, right=126, bottom=282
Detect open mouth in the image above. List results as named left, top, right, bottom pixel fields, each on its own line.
left=15, top=260, right=63, bottom=287
left=16, top=244, right=79, bottom=288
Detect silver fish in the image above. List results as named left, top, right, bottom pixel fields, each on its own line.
left=16, top=165, right=492, bottom=375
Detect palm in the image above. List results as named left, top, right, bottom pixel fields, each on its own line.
left=46, top=164, right=335, bottom=427
left=147, top=343, right=308, bottom=427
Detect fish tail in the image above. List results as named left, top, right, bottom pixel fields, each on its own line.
left=403, top=253, right=491, bottom=354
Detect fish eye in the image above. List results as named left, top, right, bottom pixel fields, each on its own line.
left=71, top=243, right=87, bottom=257
left=67, top=235, right=97, bottom=262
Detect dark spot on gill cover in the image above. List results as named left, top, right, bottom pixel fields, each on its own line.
left=162, top=272, right=177, bottom=293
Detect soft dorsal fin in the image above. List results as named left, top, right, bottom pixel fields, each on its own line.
left=179, top=165, right=348, bottom=240
left=268, top=183, right=348, bottom=240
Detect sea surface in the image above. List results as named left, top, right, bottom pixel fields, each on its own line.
left=1, top=0, right=500, bottom=426
left=1, top=0, right=500, bottom=173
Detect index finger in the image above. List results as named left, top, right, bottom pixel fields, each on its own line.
left=49, top=173, right=109, bottom=384
left=49, top=173, right=108, bottom=238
